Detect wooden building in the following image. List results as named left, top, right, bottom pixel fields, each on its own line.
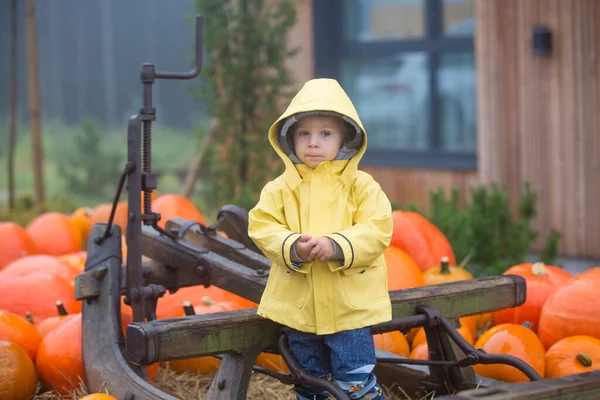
left=287, top=0, right=600, bottom=259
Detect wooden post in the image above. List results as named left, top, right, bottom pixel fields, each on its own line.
left=8, top=0, right=18, bottom=210
left=25, top=0, right=45, bottom=211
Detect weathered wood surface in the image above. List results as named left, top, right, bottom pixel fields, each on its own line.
left=362, top=166, right=479, bottom=215
left=476, top=0, right=600, bottom=258
left=140, top=220, right=269, bottom=303
left=126, top=275, right=525, bottom=365
left=438, top=370, right=600, bottom=400
left=80, top=224, right=180, bottom=399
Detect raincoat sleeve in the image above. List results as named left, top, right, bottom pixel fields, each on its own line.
left=248, top=182, right=306, bottom=273
left=326, top=179, right=393, bottom=273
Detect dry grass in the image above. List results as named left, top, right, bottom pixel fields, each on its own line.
left=31, top=364, right=438, bottom=400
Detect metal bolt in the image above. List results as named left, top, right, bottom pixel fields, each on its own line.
left=217, top=379, right=226, bottom=390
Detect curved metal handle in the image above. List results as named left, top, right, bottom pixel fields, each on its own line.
left=155, top=15, right=203, bottom=80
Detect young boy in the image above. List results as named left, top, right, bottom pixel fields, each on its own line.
left=248, top=78, right=393, bottom=400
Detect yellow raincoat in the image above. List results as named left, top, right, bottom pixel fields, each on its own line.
left=248, top=78, right=393, bottom=335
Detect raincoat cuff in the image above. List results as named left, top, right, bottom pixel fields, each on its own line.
left=327, top=238, right=344, bottom=260
left=282, top=233, right=309, bottom=273
left=290, top=240, right=303, bottom=262
left=326, top=232, right=355, bottom=272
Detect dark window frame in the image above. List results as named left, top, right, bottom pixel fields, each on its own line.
left=313, top=0, right=477, bottom=171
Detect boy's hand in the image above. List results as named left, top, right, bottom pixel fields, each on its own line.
left=308, top=237, right=334, bottom=261
left=294, top=234, right=316, bottom=261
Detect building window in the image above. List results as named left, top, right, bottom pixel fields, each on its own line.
left=313, top=0, right=476, bottom=170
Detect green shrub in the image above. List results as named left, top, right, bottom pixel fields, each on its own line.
left=403, top=182, right=562, bottom=277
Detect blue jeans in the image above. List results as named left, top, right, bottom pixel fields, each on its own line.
left=287, top=327, right=385, bottom=400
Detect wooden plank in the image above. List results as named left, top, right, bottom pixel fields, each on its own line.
left=475, top=0, right=600, bottom=258
left=438, top=370, right=600, bottom=400
left=126, top=276, right=525, bottom=365
left=361, top=166, right=478, bottom=212
left=585, top=0, right=600, bottom=255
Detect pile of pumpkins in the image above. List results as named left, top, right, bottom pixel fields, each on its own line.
left=1, top=200, right=599, bottom=398
left=376, top=211, right=600, bottom=383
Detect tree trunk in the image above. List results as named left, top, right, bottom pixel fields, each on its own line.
left=26, top=0, right=45, bottom=211
left=180, top=119, right=217, bottom=198
left=7, top=0, right=18, bottom=210
left=101, top=0, right=117, bottom=128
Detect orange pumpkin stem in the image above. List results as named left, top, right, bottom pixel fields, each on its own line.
left=522, top=321, right=533, bottom=329
left=577, top=353, right=593, bottom=367
left=182, top=301, right=195, bottom=316
left=24, top=312, right=34, bottom=325
left=202, top=296, right=217, bottom=306
left=531, top=262, right=548, bottom=277
left=56, top=301, right=68, bottom=316
left=440, top=256, right=450, bottom=274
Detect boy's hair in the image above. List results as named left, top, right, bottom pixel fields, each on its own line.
left=276, top=111, right=364, bottom=163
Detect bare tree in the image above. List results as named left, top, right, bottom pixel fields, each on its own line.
left=26, top=0, right=45, bottom=211
left=180, top=118, right=217, bottom=198
left=7, top=0, right=18, bottom=210
left=101, top=0, right=117, bottom=128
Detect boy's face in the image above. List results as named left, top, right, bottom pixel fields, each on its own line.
left=292, top=115, right=345, bottom=169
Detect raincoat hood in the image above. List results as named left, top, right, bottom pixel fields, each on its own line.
left=268, top=78, right=367, bottom=188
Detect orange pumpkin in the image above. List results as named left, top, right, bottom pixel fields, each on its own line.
left=475, top=312, right=493, bottom=333
left=384, top=247, right=425, bottom=291
left=423, top=256, right=472, bottom=286
left=26, top=212, right=83, bottom=256
left=0, top=254, right=81, bottom=282
left=0, top=272, right=82, bottom=324
left=192, top=297, right=244, bottom=315
left=165, top=355, right=222, bottom=375
left=473, top=323, right=545, bottom=382
left=538, top=267, right=600, bottom=349
left=545, top=336, right=600, bottom=378
left=70, top=207, right=93, bottom=245
left=0, top=340, right=37, bottom=399
left=390, top=210, right=456, bottom=271
left=411, top=319, right=474, bottom=351
left=37, top=301, right=76, bottom=338
left=373, top=331, right=410, bottom=357
left=79, top=394, right=118, bottom=400
left=0, top=310, right=42, bottom=361
left=0, top=222, right=37, bottom=270
left=460, top=315, right=478, bottom=339
left=152, top=194, right=207, bottom=228
left=493, top=262, right=572, bottom=332
left=59, top=251, right=88, bottom=273
left=405, top=328, right=420, bottom=345
left=36, top=313, right=84, bottom=394
left=409, top=342, right=428, bottom=360
left=89, top=202, right=129, bottom=232
left=156, top=286, right=256, bottom=319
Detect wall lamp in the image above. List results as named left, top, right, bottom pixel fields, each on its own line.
left=532, top=25, right=552, bottom=57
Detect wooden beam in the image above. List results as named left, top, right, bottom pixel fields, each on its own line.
left=126, top=275, right=525, bottom=365
left=438, top=370, right=600, bottom=400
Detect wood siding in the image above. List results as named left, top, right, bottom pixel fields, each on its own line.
left=475, top=0, right=600, bottom=257
left=361, top=166, right=479, bottom=211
